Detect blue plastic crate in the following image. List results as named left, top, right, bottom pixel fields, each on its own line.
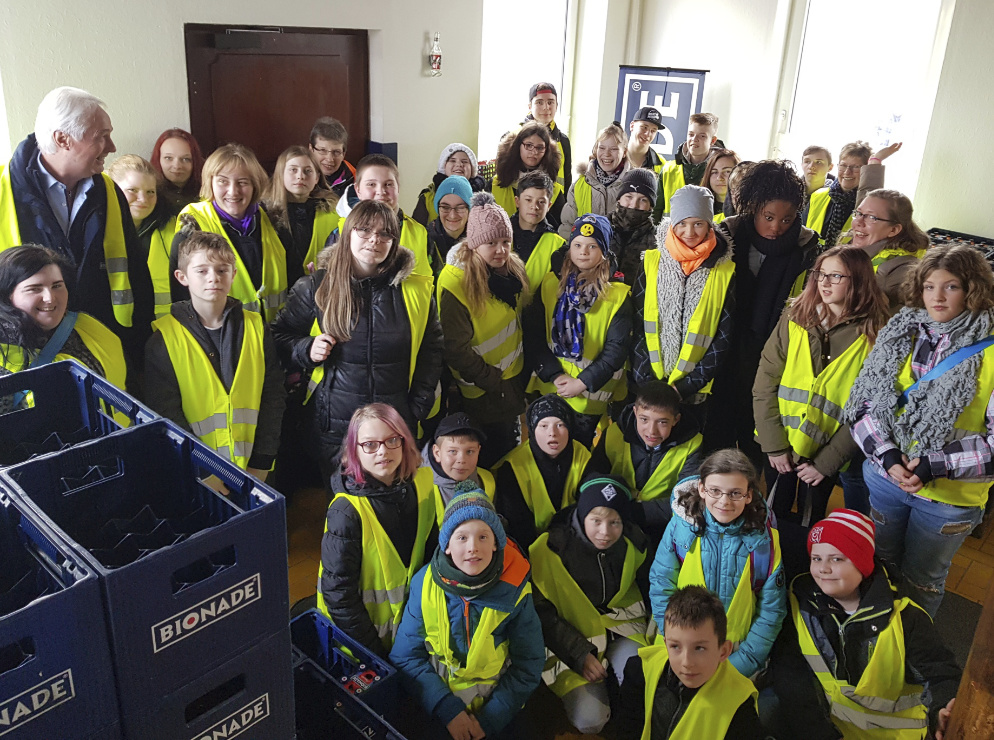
left=0, top=420, right=290, bottom=723
left=0, top=360, right=157, bottom=468
left=293, top=657, right=408, bottom=740
left=0, top=494, right=119, bottom=739
left=135, top=628, right=295, bottom=740
left=289, top=609, right=397, bottom=716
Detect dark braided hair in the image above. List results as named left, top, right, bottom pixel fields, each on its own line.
left=735, top=159, right=806, bottom=218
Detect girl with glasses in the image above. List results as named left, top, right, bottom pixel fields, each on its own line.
left=754, top=247, right=889, bottom=523
left=425, top=175, right=474, bottom=263
left=411, top=143, right=484, bottom=228
left=271, top=200, right=443, bottom=485
left=649, top=448, right=786, bottom=680
left=316, top=402, right=436, bottom=657
left=488, top=121, right=565, bottom=227
left=557, top=122, right=630, bottom=239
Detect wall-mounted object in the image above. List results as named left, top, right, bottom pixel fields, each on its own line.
left=429, top=32, right=442, bottom=77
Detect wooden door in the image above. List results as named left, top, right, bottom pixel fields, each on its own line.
left=185, top=24, right=369, bottom=172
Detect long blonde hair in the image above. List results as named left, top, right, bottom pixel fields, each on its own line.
left=314, top=201, right=402, bottom=342
left=455, top=242, right=529, bottom=314
left=558, top=249, right=611, bottom=301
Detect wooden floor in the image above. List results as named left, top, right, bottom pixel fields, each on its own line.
left=284, top=483, right=993, bottom=739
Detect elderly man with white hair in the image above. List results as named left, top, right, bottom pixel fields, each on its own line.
left=0, top=86, right=153, bottom=369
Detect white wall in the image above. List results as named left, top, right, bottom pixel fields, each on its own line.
left=0, top=0, right=483, bottom=211
left=915, top=0, right=994, bottom=237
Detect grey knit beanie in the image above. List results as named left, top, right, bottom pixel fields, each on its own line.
left=467, top=191, right=513, bottom=249
left=670, top=184, right=714, bottom=226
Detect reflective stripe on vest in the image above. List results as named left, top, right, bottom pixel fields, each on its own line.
left=639, top=644, right=757, bottom=740
left=530, top=533, right=650, bottom=697
left=523, top=231, right=566, bottom=297
left=305, top=274, right=435, bottom=404
left=316, top=467, right=435, bottom=651
left=154, top=310, right=266, bottom=469
left=895, top=336, right=994, bottom=508
left=419, top=183, right=438, bottom=226
left=642, top=249, right=733, bottom=393
left=778, top=321, right=870, bottom=459
left=574, top=177, right=593, bottom=219
left=791, top=588, right=927, bottom=737
left=304, top=209, right=341, bottom=273
left=433, top=468, right=495, bottom=527
left=604, top=422, right=702, bottom=502
left=180, top=201, right=287, bottom=322
left=658, top=161, right=687, bottom=215
left=148, top=216, right=177, bottom=317
left=0, top=169, right=135, bottom=327
left=806, top=188, right=853, bottom=246
left=421, top=562, right=530, bottom=711
left=677, top=530, right=782, bottom=644
left=401, top=215, right=433, bottom=277
left=872, top=247, right=926, bottom=271
left=531, top=273, right=629, bottom=414
left=495, top=440, right=590, bottom=533
left=437, top=264, right=524, bottom=400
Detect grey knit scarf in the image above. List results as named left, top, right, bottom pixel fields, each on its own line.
left=844, top=307, right=994, bottom=454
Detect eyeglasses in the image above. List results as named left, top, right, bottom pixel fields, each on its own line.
left=311, top=145, right=344, bottom=157
left=810, top=269, right=850, bottom=285
left=357, top=436, right=403, bottom=454
left=703, top=486, right=749, bottom=501
left=438, top=204, right=468, bottom=216
left=851, top=209, right=896, bottom=225
left=521, top=142, right=547, bottom=154
left=354, top=227, right=394, bottom=245
left=838, top=163, right=862, bottom=172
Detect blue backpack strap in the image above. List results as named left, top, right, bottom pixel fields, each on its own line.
left=899, top=336, right=994, bottom=408
left=750, top=519, right=775, bottom=592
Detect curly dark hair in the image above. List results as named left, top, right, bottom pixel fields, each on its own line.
left=676, top=448, right=768, bottom=535
left=902, top=243, right=994, bottom=313
left=494, top=122, right=562, bottom=189
left=735, top=159, right=807, bottom=218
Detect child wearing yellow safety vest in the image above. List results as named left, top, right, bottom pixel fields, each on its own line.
left=525, top=213, right=633, bottom=449
left=390, top=487, right=543, bottom=740
left=318, top=403, right=437, bottom=658
left=590, top=382, right=702, bottom=543
left=557, top=122, right=630, bottom=240
left=421, top=412, right=495, bottom=526
left=438, top=192, right=530, bottom=468
left=649, top=449, right=786, bottom=679
left=144, top=232, right=285, bottom=478
left=262, top=145, right=340, bottom=289
left=530, top=475, right=652, bottom=736
left=615, top=585, right=763, bottom=740
left=494, top=394, right=591, bottom=550
left=509, top=171, right=566, bottom=296
left=768, top=510, right=959, bottom=740
left=753, top=246, right=889, bottom=524
left=632, top=184, right=735, bottom=426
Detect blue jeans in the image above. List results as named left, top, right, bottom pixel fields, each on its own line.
left=863, top=459, right=983, bottom=617
left=838, top=454, right=870, bottom=514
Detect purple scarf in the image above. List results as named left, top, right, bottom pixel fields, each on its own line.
left=213, top=201, right=259, bottom=236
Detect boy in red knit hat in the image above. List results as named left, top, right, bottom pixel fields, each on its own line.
left=767, top=509, right=960, bottom=740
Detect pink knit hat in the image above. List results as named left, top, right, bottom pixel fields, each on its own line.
left=808, top=509, right=876, bottom=577
left=466, top=191, right=512, bottom=250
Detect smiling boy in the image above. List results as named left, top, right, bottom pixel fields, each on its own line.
left=627, top=106, right=665, bottom=173
left=652, top=112, right=720, bottom=222
left=422, top=412, right=496, bottom=526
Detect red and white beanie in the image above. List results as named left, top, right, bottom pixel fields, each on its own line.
left=807, top=509, right=876, bottom=577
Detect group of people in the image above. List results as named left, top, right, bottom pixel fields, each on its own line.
left=0, top=82, right=983, bottom=739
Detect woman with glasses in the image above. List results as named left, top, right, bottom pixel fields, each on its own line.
left=754, top=247, right=889, bottom=522
left=425, top=175, right=473, bottom=263
left=272, top=200, right=443, bottom=484
left=557, top=122, right=630, bottom=239
left=411, top=143, right=485, bottom=228
left=316, top=402, right=436, bottom=657
left=488, top=121, right=565, bottom=227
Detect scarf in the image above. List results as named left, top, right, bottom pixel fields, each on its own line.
left=739, top=216, right=805, bottom=338
left=430, top=544, right=504, bottom=600
left=214, top=201, right=259, bottom=236
left=612, top=205, right=652, bottom=233
left=844, top=307, right=994, bottom=453
left=823, top=179, right=858, bottom=248
left=551, top=272, right=600, bottom=360
left=592, top=159, right=624, bottom=187
left=665, top=225, right=718, bottom=277
left=656, top=241, right=715, bottom=377
left=421, top=445, right=484, bottom=507
left=488, top=267, right=523, bottom=309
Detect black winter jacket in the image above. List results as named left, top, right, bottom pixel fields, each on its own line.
left=270, top=247, right=443, bottom=446
left=143, top=298, right=286, bottom=470
left=532, top=506, right=650, bottom=674
left=608, top=208, right=656, bottom=287
left=770, top=566, right=961, bottom=740
left=6, top=134, right=154, bottom=368
left=320, top=469, right=438, bottom=658
left=426, top=218, right=464, bottom=263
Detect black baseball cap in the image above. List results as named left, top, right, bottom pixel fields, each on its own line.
left=632, top=106, right=663, bottom=127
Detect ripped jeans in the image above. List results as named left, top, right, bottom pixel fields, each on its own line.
left=864, top=459, right=983, bottom=617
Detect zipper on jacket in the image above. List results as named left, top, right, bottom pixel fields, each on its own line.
left=833, top=606, right=886, bottom=679
left=462, top=598, right=472, bottom=650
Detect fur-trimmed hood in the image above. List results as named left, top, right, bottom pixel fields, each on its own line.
left=315, top=242, right=417, bottom=286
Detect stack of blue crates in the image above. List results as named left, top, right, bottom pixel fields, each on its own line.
left=0, top=361, right=295, bottom=739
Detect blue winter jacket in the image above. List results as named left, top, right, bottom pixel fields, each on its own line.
left=648, top=477, right=787, bottom=677
left=389, top=544, right=544, bottom=736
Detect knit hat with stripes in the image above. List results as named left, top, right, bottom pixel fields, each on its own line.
left=439, top=483, right=507, bottom=551
left=808, top=509, right=876, bottom=577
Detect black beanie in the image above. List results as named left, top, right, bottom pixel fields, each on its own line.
left=576, top=474, right=632, bottom=523
left=526, top=394, right=576, bottom=438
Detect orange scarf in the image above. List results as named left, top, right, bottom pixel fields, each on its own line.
left=665, top=227, right=717, bottom=276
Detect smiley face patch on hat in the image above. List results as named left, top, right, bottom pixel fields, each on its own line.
left=580, top=223, right=595, bottom=237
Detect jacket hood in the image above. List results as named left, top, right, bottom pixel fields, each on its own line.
left=315, top=243, right=416, bottom=286
left=464, top=542, right=532, bottom=611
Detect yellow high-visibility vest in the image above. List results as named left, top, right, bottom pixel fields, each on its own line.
left=642, top=249, right=734, bottom=394
left=574, top=177, right=593, bottom=219
left=490, top=179, right=564, bottom=219
left=871, top=247, right=926, bottom=271
left=638, top=644, right=757, bottom=740
left=778, top=321, right=870, bottom=459
left=657, top=161, right=687, bottom=216
left=153, top=310, right=266, bottom=470
left=400, top=214, right=433, bottom=277
left=180, top=201, right=287, bottom=322
left=303, top=209, right=341, bottom=274
left=521, top=231, right=566, bottom=297
left=494, top=440, right=591, bottom=533
left=791, top=586, right=927, bottom=739
left=148, top=216, right=177, bottom=317
left=604, top=422, right=702, bottom=502
left=0, top=169, right=135, bottom=327
left=316, top=466, right=435, bottom=650
left=530, top=532, right=651, bottom=697
left=806, top=188, right=853, bottom=246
